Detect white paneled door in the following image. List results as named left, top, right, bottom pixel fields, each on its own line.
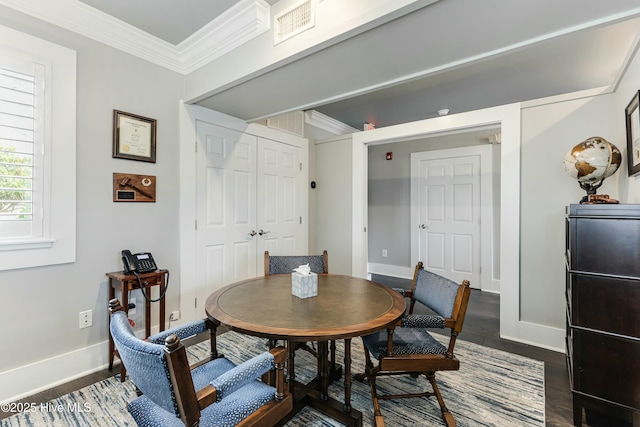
left=194, top=121, right=304, bottom=311
left=195, top=122, right=257, bottom=310
left=411, top=149, right=481, bottom=289
left=256, top=137, right=302, bottom=257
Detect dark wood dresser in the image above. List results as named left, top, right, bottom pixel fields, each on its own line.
left=565, top=204, right=640, bottom=426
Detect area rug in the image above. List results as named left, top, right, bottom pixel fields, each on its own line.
left=1, top=331, right=544, bottom=426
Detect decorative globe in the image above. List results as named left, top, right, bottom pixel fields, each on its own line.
left=563, top=136, right=621, bottom=183
left=563, top=136, right=621, bottom=203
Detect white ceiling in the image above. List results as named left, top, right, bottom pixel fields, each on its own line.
left=9, top=0, right=640, bottom=130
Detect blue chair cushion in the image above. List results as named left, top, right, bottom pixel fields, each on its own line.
left=191, top=357, right=237, bottom=390
left=362, top=327, right=448, bottom=360
left=128, top=356, right=277, bottom=427
left=128, top=380, right=276, bottom=427
left=401, top=314, right=445, bottom=329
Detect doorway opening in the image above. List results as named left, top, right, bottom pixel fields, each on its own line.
left=367, top=127, right=501, bottom=293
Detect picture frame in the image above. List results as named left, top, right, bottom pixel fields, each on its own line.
left=625, top=90, right=640, bottom=176
left=113, top=110, right=157, bottom=163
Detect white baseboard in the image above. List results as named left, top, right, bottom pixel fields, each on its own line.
left=0, top=324, right=163, bottom=404
left=0, top=340, right=109, bottom=404
left=367, top=262, right=413, bottom=280
left=501, top=321, right=565, bottom=353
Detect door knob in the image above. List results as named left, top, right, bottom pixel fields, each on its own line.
left=419, top=224, right=428, bottom=229
left=248, top=230, right=257, bottom=237
left=258, top=229, right=271, bottom=236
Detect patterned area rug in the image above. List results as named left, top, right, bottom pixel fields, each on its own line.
left=1, top=331, right=544, bottom=426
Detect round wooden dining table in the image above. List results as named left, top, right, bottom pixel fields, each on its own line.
left=205, top=274, right=406, bottom=427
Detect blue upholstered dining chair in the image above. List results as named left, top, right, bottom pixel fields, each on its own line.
left=108, top=299, right=292, bottom=427
left=356, top=262, right=471, bottom=427
left=264, top=250, right=328, bottom=275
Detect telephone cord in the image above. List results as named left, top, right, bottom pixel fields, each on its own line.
left=134, top=270, right=169, bottom=303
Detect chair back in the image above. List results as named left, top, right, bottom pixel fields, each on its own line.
left=109, top=310, right=179, bottom=416
left=264, top=250, right=328, bottom=275
left=413, top=268, right=460, bottom=318
left=410, top=262, right=471, bottom=334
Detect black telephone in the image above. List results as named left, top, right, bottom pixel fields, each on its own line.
left=121, top=249, right=167, bottom=303
left=122, top=250, right=158, bottom=274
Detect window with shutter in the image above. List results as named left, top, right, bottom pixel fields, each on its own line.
left=0, top=60, right=45, bottom=239
left=0, top=24, right=76, bottom=271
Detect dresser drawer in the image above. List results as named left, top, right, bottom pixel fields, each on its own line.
left=569, top=273, right=640, bottom=338
left=568, top=217, right=640, bottom=277
left=572, top=329, right=640, bottom=410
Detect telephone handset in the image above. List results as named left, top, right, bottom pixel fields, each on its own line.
left=121, top=250, right=167, bottom=303
left=122, top=250, right=158, bottom=274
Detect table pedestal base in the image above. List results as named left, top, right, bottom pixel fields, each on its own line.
left=276, top=338, right=362, bottom=427
left=275, top=381, right=363, bottom=427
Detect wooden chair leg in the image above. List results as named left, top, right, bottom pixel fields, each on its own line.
left=354, top=343, right=374, bottom=382
left=427, top=372, right=456, bottom=427
left=367, top=373, right=385, bottom=427
left=119, top=362, right=127, bottom=383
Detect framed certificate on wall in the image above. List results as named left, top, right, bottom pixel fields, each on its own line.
left=626, top=91, right=640, bottom=176
left=113, top=110, right=157, bottom=163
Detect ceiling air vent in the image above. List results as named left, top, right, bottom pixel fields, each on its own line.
left=274, top=0, right=315, bottom=45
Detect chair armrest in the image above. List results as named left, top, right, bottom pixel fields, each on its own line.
left=147, top=319, right=207, bottom=344
left=209, top=351, right=275, bottom=401
left=401, top=314, right=445, bottom=329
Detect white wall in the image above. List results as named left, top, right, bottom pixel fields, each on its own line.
left=0, top=7, right=184, bottom=402
left=313, top=136, right=354, bottom=275
left=615, top=36, right=640, bottom=201
left=520, top=93, right=618, bottom=330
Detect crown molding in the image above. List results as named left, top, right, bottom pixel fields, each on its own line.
left=0, top=0, right=271, bottom=75
left=179, top=0, right=270, bottom=75
left=305, top=110, right=360, bottom=135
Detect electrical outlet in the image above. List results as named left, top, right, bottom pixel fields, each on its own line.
left=382, top=249, right=388, bottom=257
left=170, top=311, right=180, bottom=321
left=79, top=310, right=92, bottom=329
left=128, top=298, right=136, bottom=315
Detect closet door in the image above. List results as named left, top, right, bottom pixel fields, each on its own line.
left=195, top=122, right=257, bottom=310
left=256, top=137, right=304, bottom=257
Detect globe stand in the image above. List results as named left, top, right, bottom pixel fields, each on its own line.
left=578, top=180, right=603, bottom=204
left=578, top=180, right=619, bottom=204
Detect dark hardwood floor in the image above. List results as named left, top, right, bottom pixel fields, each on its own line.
left=0, top=275, right=632, bottom=426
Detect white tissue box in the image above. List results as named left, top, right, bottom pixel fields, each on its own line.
left=291, top=272, right=318, bottom=299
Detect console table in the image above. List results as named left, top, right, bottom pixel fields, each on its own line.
left=106, top=269, right=168, bottom=381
